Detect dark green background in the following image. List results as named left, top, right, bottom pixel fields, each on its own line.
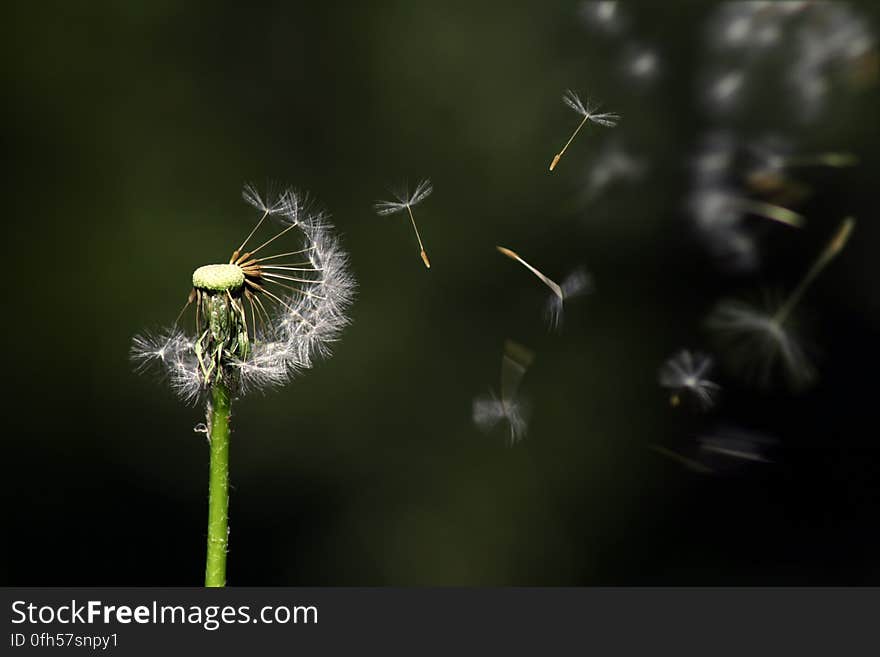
left=3, top=1, right=880, bottom=584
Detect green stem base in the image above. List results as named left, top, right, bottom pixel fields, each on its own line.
left=205, top=383, right=231, bottom=587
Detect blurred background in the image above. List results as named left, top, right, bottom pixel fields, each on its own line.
left=3, top=1, right=880, bottom=585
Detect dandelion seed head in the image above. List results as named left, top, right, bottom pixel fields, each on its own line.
left=658, top=349, right=721, bottom=410
left=132, top=184, right=357, bottom=402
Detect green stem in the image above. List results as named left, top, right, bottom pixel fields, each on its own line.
left=205, top=382, right=231, bottom=587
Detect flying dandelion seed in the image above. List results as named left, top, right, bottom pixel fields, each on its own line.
left=549, top=90, right=620, bottom=172
left=374, top=179, right=433, bottom=269
left=658, top=349, right=721, bottom=410
left=496, top=246, right=592, bottom=330
left=473, top=340, right=534, bottom=445
left=707, top=295, right=816, bottom=389
left=130, top=184, right=356, bottom=587
left=707, top=217, right=855, bottom=389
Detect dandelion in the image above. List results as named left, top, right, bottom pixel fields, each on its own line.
left=549, top=90, right=620, bottom=172
left=473, top=340, right=534, bottom=444
left=131, top=183, right=356, bottom=586
left=707, top=217, right=855, bottom=389
left=374, top=179, right=433, bottom=269
left=658, top=349, right=721, bottom=410
left=496, top=246, right=592, bottom=330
